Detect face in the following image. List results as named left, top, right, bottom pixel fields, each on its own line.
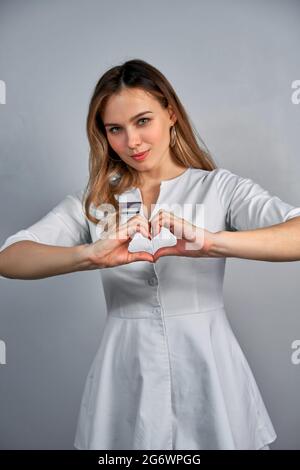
left=101, top=87, right=177, bottom=173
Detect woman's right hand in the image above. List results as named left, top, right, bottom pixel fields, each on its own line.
left=84, top=214, right=154, bottom=268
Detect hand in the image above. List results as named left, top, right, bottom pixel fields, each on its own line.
left=149, top=209, right=216, bottom=262
left=85, top=214, right=153, bottom=268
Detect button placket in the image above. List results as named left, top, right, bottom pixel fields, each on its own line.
left=146, top=269, right=161, bottom=316
left=148, top=277, right=158, bottom=286
left=152, top=257, right=173, bottom=448
left=152, top=306, right=161, bottom=314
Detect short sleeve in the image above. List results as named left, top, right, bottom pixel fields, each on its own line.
left=215, top=168, right=300, bottom=231
left=0, top=189, right=92, bottom=278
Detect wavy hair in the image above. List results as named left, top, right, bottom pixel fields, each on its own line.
left=83, top=58, right=217, bottom=227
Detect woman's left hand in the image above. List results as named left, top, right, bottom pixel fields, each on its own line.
left=149, top=209, right=217, bottom=261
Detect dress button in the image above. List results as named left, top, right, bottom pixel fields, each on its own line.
left=153, top=307, right=161, bottom=314
left=148, top=277, right=158, bottom=286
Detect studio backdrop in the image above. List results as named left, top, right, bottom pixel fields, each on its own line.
left=0, top=0, right=300, bottom=449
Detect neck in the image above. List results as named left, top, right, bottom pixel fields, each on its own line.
left=138, top=164, right=187, bottom=188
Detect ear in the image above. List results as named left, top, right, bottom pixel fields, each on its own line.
left=167, top=104, right=177, bottom=126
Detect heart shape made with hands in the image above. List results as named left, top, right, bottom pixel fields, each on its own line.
left=128, top=226, right=177, bottom=255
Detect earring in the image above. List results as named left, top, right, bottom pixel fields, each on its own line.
left=109, top=173, right=121, bottom=185
left=170, top=125, right=177, bottom=147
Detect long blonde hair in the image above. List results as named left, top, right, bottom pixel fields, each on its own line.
left=83, top=58, right=217, bottom=227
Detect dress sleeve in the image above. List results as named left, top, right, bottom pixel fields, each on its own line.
left=0, top=189, right=92, bottom=278
left=215, top=168, right=300, bottom=231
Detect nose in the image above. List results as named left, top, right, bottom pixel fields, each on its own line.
left=127, top=128, right=142, bottom=149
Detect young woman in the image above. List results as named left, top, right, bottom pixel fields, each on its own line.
left=1, top=59, right=300, bottom=450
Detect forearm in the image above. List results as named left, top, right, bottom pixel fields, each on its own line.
left=0, top=241, right=97, bottom=280
left=208, top=218, right=300, bottom=262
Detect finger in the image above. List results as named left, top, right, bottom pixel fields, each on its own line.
left=127, top=224, right=149, bottom=240
left=133, top=220, right=151, bottom=238
left=127, top=217, right=150, bottom=237
left=151, top=210, right=181, bottom=238
left=115, top=218, right=150, bottom=242
left=152, top=211, right=197, bottom=242
left=150, top=210, right=173, bottom=237
left=182, top=222, right=198, bottom=242
left=153, top=246, right=177, bottom=261
left=128, top=251, right=154, bottom=264
left=127, top=213, right=149, bottom=227
left=136, top=215, right=152, bottom=238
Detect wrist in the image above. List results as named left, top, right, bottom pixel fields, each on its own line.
left=74, top=244, right=100, bottom=271
left=206, top=231, right=231, bottom=258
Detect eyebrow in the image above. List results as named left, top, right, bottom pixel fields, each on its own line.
left=104, top=111, right=153, bottom=127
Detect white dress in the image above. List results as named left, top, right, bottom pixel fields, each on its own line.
left=1, top=167, right=300, bottom=450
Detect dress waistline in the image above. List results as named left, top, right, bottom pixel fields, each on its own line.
left=108, top=305, right=225, bottom=319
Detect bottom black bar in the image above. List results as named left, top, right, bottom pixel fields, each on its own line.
left=0, top=450, right=299, bottom=467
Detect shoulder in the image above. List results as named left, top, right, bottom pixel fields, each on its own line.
left=188, top=166, right=233, bottom=178
left=188, top=167, right=241, bottom=187
left=50, top=188, right=88, bottom=220
left=68, top=188, right=86, bottom=204
left=189, top=166, right=255, bottom=186
left=187, top=167, right=252, bottom=208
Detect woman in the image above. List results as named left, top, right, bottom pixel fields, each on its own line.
left=1, top=59, right=300, bottom=450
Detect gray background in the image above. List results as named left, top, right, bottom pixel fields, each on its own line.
left=0, top=0, right=300, bottom=449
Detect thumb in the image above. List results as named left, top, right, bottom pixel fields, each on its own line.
left=153, top=246, right=177, bottom=261
left=128, top=251, right=154, bottom=264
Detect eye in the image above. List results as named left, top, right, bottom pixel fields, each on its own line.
left=108, top=117, right=150, bottom=134
left=138, top=117, right=150, bottom=125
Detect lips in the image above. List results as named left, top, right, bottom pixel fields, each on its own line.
left=131, top=150, right=149, bottom=161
